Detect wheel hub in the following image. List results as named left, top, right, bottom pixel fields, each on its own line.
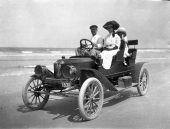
left=34, top=88, right=41, bottom=97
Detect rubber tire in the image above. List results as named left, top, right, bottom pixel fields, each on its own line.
left=22, top=77, right=49, bottom=110
left=78, top=77, right=104, bottom=120
left=137, top=67, right=149, bottom=96
left=132, top=63, right=149, bottom=96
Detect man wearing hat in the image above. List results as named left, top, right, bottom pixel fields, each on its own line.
left=76, top=25, right=103, bottom=57
left=89, top=25, right=103, bottom=52
left=100, top=20, right=121, bottom=69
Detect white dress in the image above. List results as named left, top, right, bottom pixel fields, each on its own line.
left=100, top=34, right=121, bottom=69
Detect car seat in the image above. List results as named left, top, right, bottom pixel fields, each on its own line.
left=115, top=40, right=126, bottom=61
left=111, top=40, right=125, bottom=66
left=127, top=40, right=138, bottom=59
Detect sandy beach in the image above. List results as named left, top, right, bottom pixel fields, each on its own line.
left=0, top=50, right=170, bottom=128
left=0, top=0, right=169, bottom=128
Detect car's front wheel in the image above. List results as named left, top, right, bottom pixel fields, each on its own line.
left=22, top=77, right=50, bottom=110
left=78, top=77, right=104, bottom=120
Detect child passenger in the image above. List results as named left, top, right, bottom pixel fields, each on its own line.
left=116, top=27, right=130, bottom=66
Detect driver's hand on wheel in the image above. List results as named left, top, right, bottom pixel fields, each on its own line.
left=86, top=42, right=93, bottom=49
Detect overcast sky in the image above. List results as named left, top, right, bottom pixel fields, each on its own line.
left=0, top=0, right=169, bottom=48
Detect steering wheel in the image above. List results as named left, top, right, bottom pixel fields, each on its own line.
left=80, top=39, right=94, bottom=50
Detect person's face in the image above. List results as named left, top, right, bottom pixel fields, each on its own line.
left=107, top=27, right=114, bottom=33
left=90, top=28, right=97, bottom=36
left=118, top=32, right=125, bottom=38
left=117, top=32, right=123, bottom=37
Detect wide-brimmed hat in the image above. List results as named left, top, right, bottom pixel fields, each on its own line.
left=116, top=27, right=127, bottom=36
left=89, top=25, right=98, bottom=30
left=103, top=20, right=120, bottom=30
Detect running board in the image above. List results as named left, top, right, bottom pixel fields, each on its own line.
left=104, top=83, right=138, bottom=103
left=116, top=82, right=138, bottom=91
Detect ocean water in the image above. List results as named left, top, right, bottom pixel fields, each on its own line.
left=0, top=47, right=170, bottom=77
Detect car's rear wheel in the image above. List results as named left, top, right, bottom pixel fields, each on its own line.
left=133, top=63, right=149, bottom=96
left=78, top=77, right=104, bottom=120
left=22, top=77, right=50, bottom=110
left=137, top=68, right=149, bottom=96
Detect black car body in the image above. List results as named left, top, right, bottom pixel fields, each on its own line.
left=22, top=39, right=149, bottom=120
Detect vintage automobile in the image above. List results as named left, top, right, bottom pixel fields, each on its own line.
left=22, top=39, right=149, bottom=120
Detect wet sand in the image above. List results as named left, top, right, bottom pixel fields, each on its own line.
left=0, top=53, right=170, bottom=128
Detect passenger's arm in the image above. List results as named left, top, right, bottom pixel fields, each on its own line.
left=96, top=37, right=104, bottom=49
left=103, top=45, right=118, bottom=50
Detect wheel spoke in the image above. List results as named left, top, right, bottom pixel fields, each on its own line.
left=37, top=96, right=41, bottom=103
left=91, top=102, right=95, bottom=113
left=29, top=85, right=35, bottom=90
left=32, top=80, right=41, bottom=88
left=33, top=80, right=36, bottom=87
left=35, top=97, right=37, bottom=104
left=92, top=101, right=98, bottom=112
left=84, top=97, right=90, bottom=101
left=93, top=101, right=99, bottom=108
left=29, top=83, right=34, bottom=88
left=37, top=80, right=42, bottom=88
left=30, top=96, right=36, bottom=104
left=93, top=97, right=100, bottom=101
left=88, top=102, right=93, bottom=113
left=84, top=100, right=91, bottom=108
left=92, top=86, right=97, bottom=95
left=40, top=95, right=45, bottom=99
left=94, top=90, right=100, bottom=97
left=142, top=85, right=145, bottom=91
left=140, top=72, right=148, bottom=91
left=36, top=80, right=40, bottom=88
left=28, top=94, right=34, bottom=99
left=140, top=82, right=145, bottom=91
left=143, top=82, right=146, bottom=90
left=37, top=79, right=39, bottom=86
left=28, top=89, right=34, bottom=93
left=86, top=102, right=91, bottom=113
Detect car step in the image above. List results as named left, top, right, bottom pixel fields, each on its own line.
left=116, top=82, right=138, bottom=91
left=104, top=83, right=138, bottom=103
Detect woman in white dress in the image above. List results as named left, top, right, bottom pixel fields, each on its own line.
left=100, top=21, right=121, bottom=69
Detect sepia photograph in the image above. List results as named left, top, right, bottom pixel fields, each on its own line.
left=0, top=0, right=170, bottom=128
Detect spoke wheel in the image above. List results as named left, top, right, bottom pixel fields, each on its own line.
left=78, top=77, right=104, bottom=120
left=137, top=68, right=149, bottom=96
left=22, top=77, right=50, bottom=110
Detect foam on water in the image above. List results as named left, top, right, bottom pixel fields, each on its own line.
left=21, top=51, right=33, bottom=54
left=0, top=52, right=74, bottom=57
left=138, top=49, right=170, bottom=53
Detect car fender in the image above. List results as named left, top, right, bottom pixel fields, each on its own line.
left=79, top=68, right=118, bottom=91
left=132, top=62, right=149, bottom=83
left=31, top=74, right=41, bottom=79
